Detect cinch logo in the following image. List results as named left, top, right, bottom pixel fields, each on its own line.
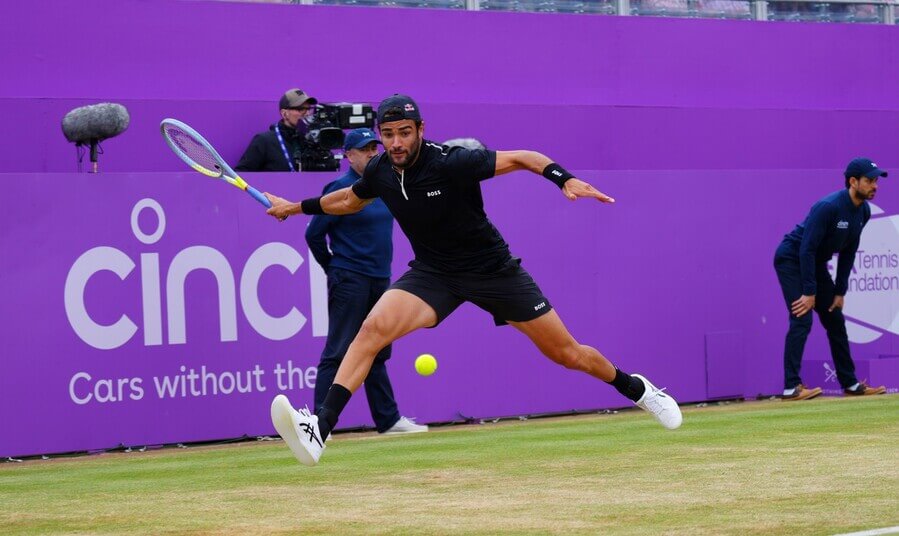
left=827, top=202, right=899, bottom=344
left=64, top=199, right=327, bottom=350
left=837, top=220, right=849, bottom=229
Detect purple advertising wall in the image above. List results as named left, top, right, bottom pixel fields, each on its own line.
left=1, top=0, right=898, bottom=456
left=1, top=170, right=897, bottom=457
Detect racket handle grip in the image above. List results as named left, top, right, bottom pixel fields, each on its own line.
left=246, top=186, right=272, bottom=208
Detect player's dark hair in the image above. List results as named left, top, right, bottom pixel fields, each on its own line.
left=845, top=175, right=855, bottom=189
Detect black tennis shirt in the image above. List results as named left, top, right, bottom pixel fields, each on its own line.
left=351, top=141, right=514, bottom=274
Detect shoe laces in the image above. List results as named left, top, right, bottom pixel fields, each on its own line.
left=399, top=416, right=418, bottom=424
left=644, top=387, right=669, bottom=413
left=295, top=407, right=323, bottom=447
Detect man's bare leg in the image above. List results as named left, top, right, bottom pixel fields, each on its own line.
left=316, top=289, right=437, bottom=437
left=332, top=289, right=437, bottom=391
left=508, top=310, right=617, bottom=382
left=509, top=310, right=682, bottom=429
left=271, top=289, right=438, bottom=466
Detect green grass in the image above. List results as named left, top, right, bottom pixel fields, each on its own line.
left=2, top=396, right=898, bottom=535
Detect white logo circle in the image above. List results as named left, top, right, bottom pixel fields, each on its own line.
left=829, top=202, right=899, bottom=343
left=130, top=199, right=166, bottom=245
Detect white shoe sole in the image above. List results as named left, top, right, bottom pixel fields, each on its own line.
left=270, top=395, right=319, bottom=466
left=382, top=426, right=429, bottom=435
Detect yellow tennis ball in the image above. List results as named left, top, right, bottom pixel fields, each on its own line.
left=415, top=354, right=438, bottom=376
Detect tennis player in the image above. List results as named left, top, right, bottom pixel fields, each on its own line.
left=265, top=94, right=682, bottom=466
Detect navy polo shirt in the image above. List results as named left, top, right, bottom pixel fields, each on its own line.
left=305, top=169, right=393, bottom=278
left=779, top=189, right=871, bottom=296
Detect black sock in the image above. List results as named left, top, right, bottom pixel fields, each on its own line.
left=316, top=383, right=352, bottom=439
left=607, top=368, right=646, bottom=402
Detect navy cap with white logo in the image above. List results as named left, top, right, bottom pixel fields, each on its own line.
left=377, top=94, right=422, bottom=125
left=844, top=157, right=888, bottom=179
left=343, top=128, right=381, bottom=152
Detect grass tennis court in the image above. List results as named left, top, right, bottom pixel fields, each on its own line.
left=2, top=396, right=897, bottom=535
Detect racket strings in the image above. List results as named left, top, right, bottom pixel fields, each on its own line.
left=163, top=125, right=222, bottom=174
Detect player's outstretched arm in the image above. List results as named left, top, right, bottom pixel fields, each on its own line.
left=264, top=187, right=372, bottom=221
left=494, top=150, right=615, bottom=203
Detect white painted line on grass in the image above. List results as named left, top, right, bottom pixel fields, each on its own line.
left=832, top=527, right=899, bottom=536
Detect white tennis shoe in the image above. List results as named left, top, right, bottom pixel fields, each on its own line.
left=270, top=395, right=325, bottom=466
left=632, top=374, right=683, bottom=430
left=382, top=416, right=429, bottom=435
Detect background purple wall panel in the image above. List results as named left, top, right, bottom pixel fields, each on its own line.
left=705, top=332, right=746, bottom=399
left=4, top=98, right=899, bottom=173
left=805, top=358, right=899, bottom=396
left=2, top=0, right=899, bottom=173
left=1, top=170, right=895, bottom=457
left=4, top=1, right=898, bottom=109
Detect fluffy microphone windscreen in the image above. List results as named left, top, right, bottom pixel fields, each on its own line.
left=62, top=103, right=130, bottom=144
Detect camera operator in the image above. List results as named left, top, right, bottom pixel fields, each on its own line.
left=235, top=88, right=317, bottom=172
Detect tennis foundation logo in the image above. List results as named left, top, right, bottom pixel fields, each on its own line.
left=823, top=362, right=838, bottom=383
left=827, top=202, right=899, bottom=344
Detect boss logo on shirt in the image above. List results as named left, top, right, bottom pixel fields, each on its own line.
left=427, top=190, right=442, bottom=197
left=837, top=220, right=849, bottom=229
left=534, top=302, right=547, bottom=311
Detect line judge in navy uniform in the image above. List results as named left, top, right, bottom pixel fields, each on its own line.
left=305, top=128, right=427, bottom=435
left=774, top=157, right=887, bottom=401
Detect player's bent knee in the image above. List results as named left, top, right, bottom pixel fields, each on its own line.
left=357, top=315, right=396, bottom=347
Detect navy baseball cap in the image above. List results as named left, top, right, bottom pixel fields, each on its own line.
left=377, top=94, right=422, bottom=124
left=844, top=157, right=888, bottom=179
left=343, top=128, right=381, bottom=152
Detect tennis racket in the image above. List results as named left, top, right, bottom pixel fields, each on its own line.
left=160, top=118, right=272, bottom=208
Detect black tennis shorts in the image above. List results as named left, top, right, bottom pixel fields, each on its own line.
left=390, top=261, right=553, bottom=326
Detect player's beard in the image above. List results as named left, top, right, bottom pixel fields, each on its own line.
left=390, top=135, right=422, bottom=169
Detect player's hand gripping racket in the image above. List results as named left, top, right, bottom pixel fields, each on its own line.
left=160, top=118, right=272, bottom=208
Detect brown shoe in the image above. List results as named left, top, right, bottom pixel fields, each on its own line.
left=844, top=382, right=886, bottom=396
left=782, top=384, right=823, bottom=401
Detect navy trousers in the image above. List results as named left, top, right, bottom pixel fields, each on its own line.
left=773, top=247, right=858, bottom=390
left=313, top=268, right=400, bottom=432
